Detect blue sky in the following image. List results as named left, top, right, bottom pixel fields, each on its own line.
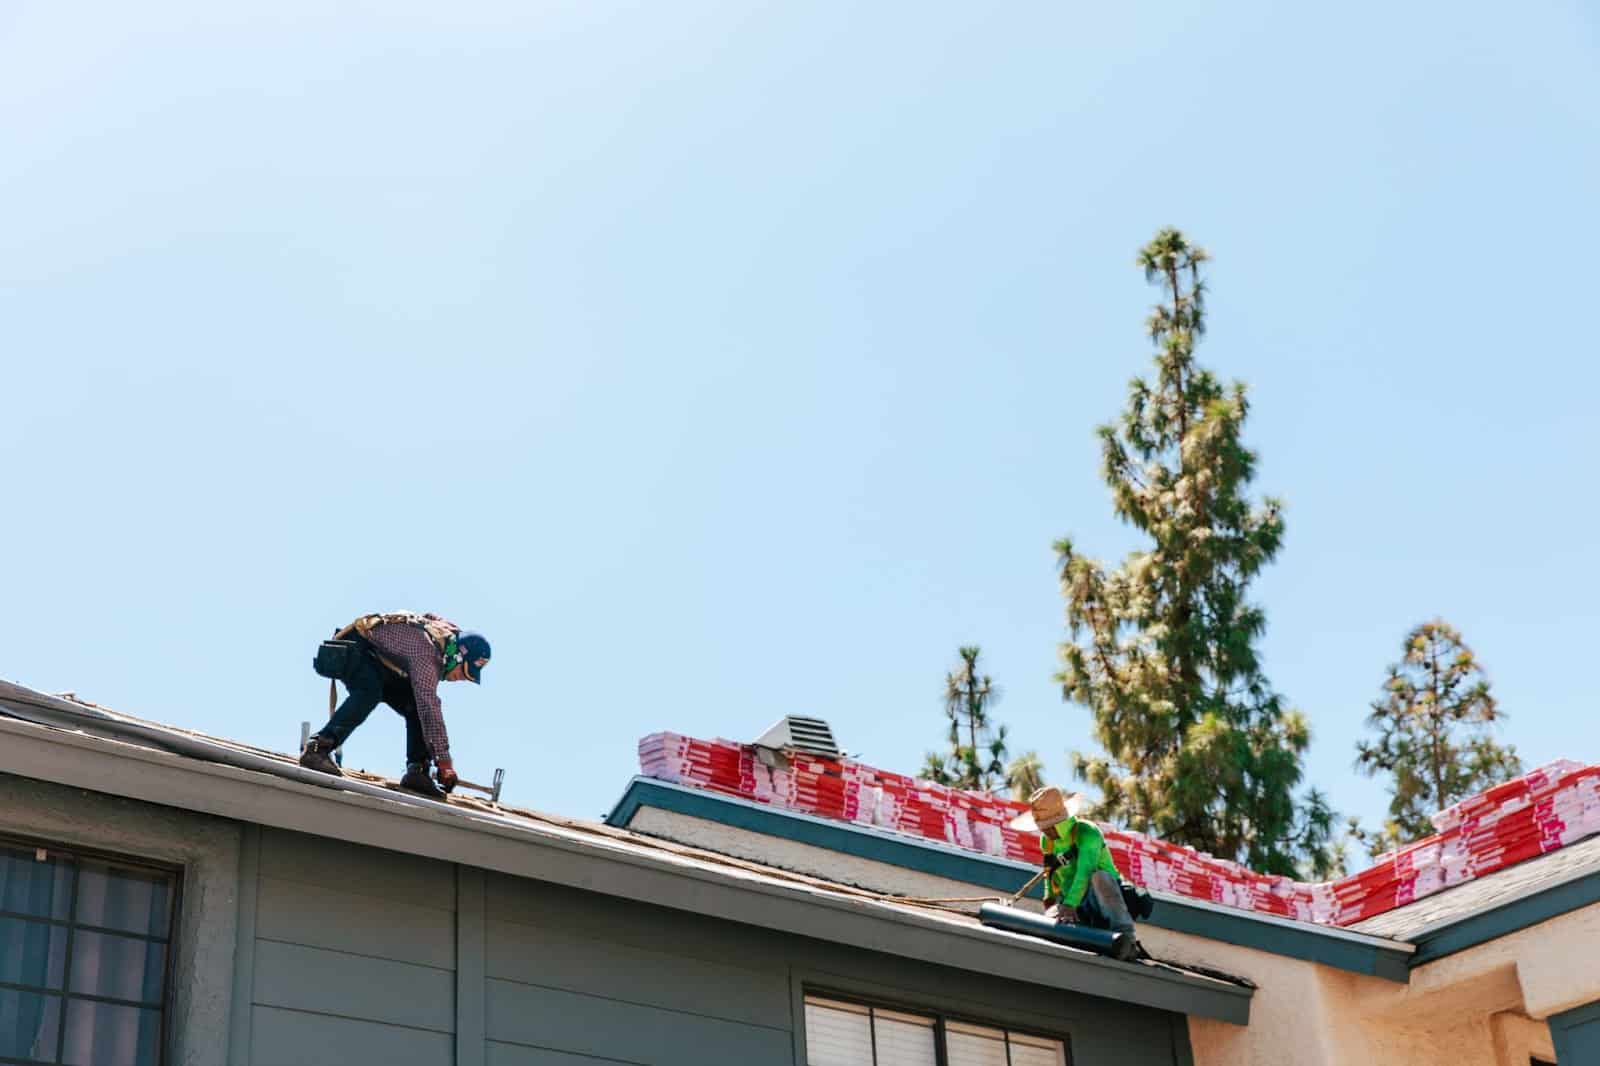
left=4, top=2, right=1597, bottom=850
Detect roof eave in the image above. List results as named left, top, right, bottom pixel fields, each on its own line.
left=608, top=775, right=1417, bottom=983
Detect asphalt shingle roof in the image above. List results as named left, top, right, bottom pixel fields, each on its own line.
left=1350, top=830, right=1600, bottom=941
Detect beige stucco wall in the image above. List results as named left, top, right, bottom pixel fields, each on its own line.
left=628, top=806, right=1593, bottom=1066
left=628, top=804, right=1001, bottom=901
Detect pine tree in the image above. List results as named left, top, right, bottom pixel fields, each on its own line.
left=919, top=646, right=1010, bottom=793
left=1354, top=619, right=1521, bottom=855
left=1055, top=228, right=1338, bottom=878
left=1007, top=751, right=1046, bottom=801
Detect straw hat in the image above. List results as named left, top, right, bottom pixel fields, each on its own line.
left=1008, top=785, right=1086, bottom=832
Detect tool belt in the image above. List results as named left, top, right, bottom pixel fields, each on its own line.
left=1120, top=881, right=1155, bottom=921
left=312, top=639, right=364, bottom=681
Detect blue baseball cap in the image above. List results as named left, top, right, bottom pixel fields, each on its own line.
left=459, top=632, right=491, bottom=684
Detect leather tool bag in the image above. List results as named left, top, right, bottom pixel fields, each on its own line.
left=312, top=639, right=362, bottom=681
left=1121, top=881, right=1156, bottom=920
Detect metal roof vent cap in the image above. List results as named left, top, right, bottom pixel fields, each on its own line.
left=754, top=716, right=841, bottom=758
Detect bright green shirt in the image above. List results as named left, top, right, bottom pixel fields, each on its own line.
left=1041, top=820, right=1122, bottom=908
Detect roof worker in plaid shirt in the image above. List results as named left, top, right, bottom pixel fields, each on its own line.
left=301, top=611, right=491, bottom=800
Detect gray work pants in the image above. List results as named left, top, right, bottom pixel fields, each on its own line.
left=1070, top=870, right=1137, bottom=934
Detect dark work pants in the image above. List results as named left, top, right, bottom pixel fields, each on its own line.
left=1076, top=870, right=1137, bottom=935
left=316, top=640, right=429, bottom=766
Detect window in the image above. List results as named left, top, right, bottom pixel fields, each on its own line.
left=0, top=838, right=178, bottom=1066
left=804, top=994, right=1069, bottom=1066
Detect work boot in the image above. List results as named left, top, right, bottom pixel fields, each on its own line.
left=400, top=763, right=447, bottom=800
left=298, top=736, right=343, bottom=777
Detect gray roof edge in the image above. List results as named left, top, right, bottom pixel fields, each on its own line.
left=1403, top=848, right=1600, bottom=943
left=0, top=688, right=1249, bottom=1022
left=609, top=775, right=1419, bottom=980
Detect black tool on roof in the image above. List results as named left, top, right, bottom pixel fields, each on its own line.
left=977, top=902, right=1135, bottom=960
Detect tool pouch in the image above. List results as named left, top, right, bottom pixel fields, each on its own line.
left=312, top=640, right=361, bottom=680
left=1121, top=882, right=1155, bottom=921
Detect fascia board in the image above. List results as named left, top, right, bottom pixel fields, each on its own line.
left=1406, top=867, right=1600, bottom=965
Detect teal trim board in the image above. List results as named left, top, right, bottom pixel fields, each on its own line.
left=1550, top=999, right=1600, bottom=1064
left=1406, top=866, right=1600, bottom=965
left=606, top=777, right=1414, bottom=983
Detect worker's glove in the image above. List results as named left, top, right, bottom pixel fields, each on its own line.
left=1042, top=852, right=1063, bottom=871
left=435, top=758, right=459, bottom=794
left=1053, top=907, right=1078, bottom=926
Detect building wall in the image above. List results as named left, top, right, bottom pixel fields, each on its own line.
left=234, top=827, right=459, bottom=1066
left=473, top=865, right=1193, bottom=1064
left=0, top=773, right=241, bottom=1066
left=623, top=805, right=1591, bottom=1066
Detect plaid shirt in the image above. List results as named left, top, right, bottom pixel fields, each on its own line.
left=365, top=621, right=452, bottom=763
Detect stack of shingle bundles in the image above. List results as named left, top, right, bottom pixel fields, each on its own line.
left=1429, top=759, right=1585, bottom=833
left=634, top=732, right=1598, bottom=927
left=744, top=754, right=797, bottom=807
left=637, top=732, right=747, bottom=792
left=1326, top=760, right=1600, bottom=926
left=788, top=752, right=854, bottom=820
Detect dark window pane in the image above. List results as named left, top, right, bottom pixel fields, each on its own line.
left=0, top=843, right=73, bottom=921
left=0, top=987, right=61, bottom=1059
left=62, top=999, right=163, bottom=1066
left=0, top=914, right=68, bottom=989
left=70, top=930, right=168, bottom=1005
left=74, top=862, right=171, bottom=939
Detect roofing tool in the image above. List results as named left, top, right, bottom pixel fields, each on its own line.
left=1006, top=867, right=1047, bottom=905
left=451, top=767, right=506, bottom=804
left=977, top=902, right=1134, bottom=960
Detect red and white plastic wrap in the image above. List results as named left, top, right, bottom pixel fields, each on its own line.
left=638, top=733, right=1600, bottom=927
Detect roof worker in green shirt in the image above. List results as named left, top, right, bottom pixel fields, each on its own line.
left=1011, top=786, right=1153, bottom=958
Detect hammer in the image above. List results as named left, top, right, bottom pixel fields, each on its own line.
left=449, top=768, right=505, bottom=803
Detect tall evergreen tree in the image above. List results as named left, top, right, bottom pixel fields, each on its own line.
left=1055, top=228, right=1338, bottom=878
left=1007, top=751, right=1047, bottom=801
left=920, top=646, right=1010, bottom=793
left=1355, top=619, right=1521, bottom=855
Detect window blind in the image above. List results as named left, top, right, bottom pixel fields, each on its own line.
left=804, top=994, right=1066, bottom=1066
left=806, top=997, right=873, bottom=1066
left=1009, top=1030, right=1069, bottom=1066
left=945, top=1020, right=1010, bottom=1066
left=872, top=1008, right=936, bottom=1066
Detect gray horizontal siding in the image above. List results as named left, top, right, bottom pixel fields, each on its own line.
left=254, top=938, right=455, bottom=1033
left=256, top=875, right=455, bottom=969
left=486, top=1042, right=643, bottom=1065
left=485, top=872, right=764, bottom=970
left=486, top=979, right=792, bottom=1062
left=260, top=826, right=455, bottom=908
left=245, top=827, right=459, bottom=1064
left=231, top=828, right=1193, bottom=1066
left=251, top=1005, right=453, bottom=1066
left=483, top=869, right=797, bottom=1063
left=485, top=916, right=791, bottom=1030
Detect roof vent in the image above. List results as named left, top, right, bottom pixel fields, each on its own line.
left=754, top=716, right=841, bottom=758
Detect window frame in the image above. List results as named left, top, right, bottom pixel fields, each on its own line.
left=0, top=831, right=183, bottom=1066
left=803, top=987, right=1073, bottom=1066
